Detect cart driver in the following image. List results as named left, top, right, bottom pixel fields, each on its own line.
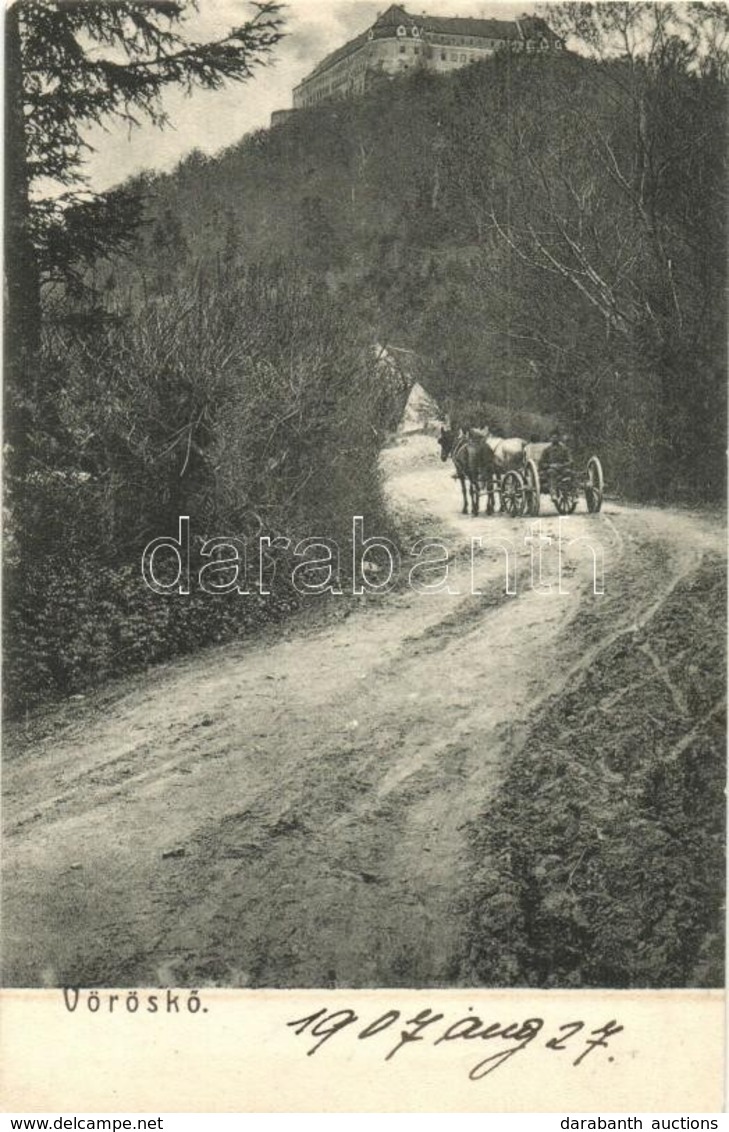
left=542, top=430, right=573, bottom=497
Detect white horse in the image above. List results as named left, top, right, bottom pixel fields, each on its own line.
left=472, top=427, right=527, bottom=473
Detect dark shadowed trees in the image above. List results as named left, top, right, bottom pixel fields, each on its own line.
left=4, top=0, right=284, bottom=468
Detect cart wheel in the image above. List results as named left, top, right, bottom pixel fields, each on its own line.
left=587, top=455, right=604, bottom=492
left=585, top=485, right=603, bottom=512
left=554, top=487, right=578, bottom=515
left=524, top=458, right=540, bottom=517
left=586, top=456, right=604, bottom=513
left=502, top=470, right=526, bottom=517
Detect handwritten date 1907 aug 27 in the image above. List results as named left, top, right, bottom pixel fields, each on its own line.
left=287, top=1006, right=624, bottom=1082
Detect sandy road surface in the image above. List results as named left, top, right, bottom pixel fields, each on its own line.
left=3, top=433, right=724, bottom=987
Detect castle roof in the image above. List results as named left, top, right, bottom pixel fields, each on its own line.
left=371, top=4, right=531, bottom=39
left=418, top=15, right=521, bottom=39
left=373, top=4, right=414, bottom=26
left=305, top=29, right=371, bottom=81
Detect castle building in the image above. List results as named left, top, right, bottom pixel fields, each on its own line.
left=292, top=5, right=562, bottom=110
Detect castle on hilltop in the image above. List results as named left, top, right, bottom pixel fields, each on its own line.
left=292, top=4, right=562, bottom=110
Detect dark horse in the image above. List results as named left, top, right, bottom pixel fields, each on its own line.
left=438, top=426, right=496, bottom=516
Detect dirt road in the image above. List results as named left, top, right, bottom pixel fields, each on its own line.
left=3, top=433, right=724, bottom=987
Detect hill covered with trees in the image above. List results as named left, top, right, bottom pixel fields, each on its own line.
left=96, top=17, right=727, bottom=502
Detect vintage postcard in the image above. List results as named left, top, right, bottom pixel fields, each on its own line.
left=2, top=0, right=726, bottom=1114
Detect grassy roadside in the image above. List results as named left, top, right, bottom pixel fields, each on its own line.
left=463, top=550, right=726, bottom=988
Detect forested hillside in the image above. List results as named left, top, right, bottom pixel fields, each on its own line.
left=98, top=41, right=727, bottom=501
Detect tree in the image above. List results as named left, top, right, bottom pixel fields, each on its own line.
left=471, top=6, right=728, bottom=495
left=541, top=2, right=729, bottom=78
left=4, top=0, right=284, bottom=466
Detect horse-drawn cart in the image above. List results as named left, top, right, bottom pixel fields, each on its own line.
left=523, top=453, right=604, bottom=516
left=437, top=424, right=604, bottom=519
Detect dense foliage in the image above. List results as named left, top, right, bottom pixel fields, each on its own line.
left=5, top=0, right=283, bottom=474
left=4, top=1, right=404, bottom=715
left=6, top=269, right=402, bottom=713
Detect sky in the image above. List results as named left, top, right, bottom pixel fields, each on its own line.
left=81, top=0, right=536, bottom=192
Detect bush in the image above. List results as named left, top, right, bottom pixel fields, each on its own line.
left=4, top=550, right=302, bottom=714
left=5, top=265, right=401, bottom=715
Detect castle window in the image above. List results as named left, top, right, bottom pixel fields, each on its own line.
left=441, top=50, right=446, bottom=59
left=399, top=44, right=406, bottom=53
left=413, top=46, right=420, bottom=55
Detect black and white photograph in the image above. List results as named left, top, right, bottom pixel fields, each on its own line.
left=2, top=0, right=726, bottom=1110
